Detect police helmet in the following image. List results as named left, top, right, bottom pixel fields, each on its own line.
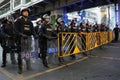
left=57, top=18, right=64, bottom=23
left=36, top=18, right=42, bottom=22
left=43, top=14, right=50, bottom=19
left=6, top=15, right=14, bottom=20
left=20, top=7, right=30, bottom=15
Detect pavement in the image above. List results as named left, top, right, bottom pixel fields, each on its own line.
left=0, top=40, right=120, bottom=80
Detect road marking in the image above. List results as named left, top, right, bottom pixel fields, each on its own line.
left=1, top=55, right=120, bottom=80
left=0, top=67, right=15, bottom=80
left=15, top=74, right=24, bottom=80
left=24, top=57, right=88, bottom=80
left=104, top=46, right=120, bottom=48
left=0, top=57, right=88, bottom=80
left=90, top=55, right=120, bottom=61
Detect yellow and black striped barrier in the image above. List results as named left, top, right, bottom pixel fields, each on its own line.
left=58, top=31, right=113, bottom=57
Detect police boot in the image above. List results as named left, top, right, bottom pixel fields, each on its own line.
left=1, top=57, right=6, bottom=67
left=38, top=53, right=41, bottom=58
left=42, top=59, right=49, bottom=68
left=26, top=59, right=32, bottom=70
left=18, top=59, right=22, bottom=74
left=82, top=52, right=88, bottom=56
left=10, top=52, right=16, bottom=65
left=18, top=66, right=22, bottom=74
left=1, top=53, right=7, bottom=67
left=58, top=57, right=64, bottom=65
left=70, top=55, right=76, bottom=60
left=1, top=64, right=6, bottom=68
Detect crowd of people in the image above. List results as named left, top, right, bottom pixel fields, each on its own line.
left=0, top=7, right=113, bottom=74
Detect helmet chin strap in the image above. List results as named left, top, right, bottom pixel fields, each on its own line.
left=22, top=15, right=28, bottom=21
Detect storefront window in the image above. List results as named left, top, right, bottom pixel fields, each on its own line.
left=66, top=4, right=116, bottom=29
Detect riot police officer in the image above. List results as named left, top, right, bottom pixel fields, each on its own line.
left=79, top=22, right=88, bottom=56
left=86, top=23, right=92, bottom=33
left=68, top=19, right=78, bottom=59
left=93, top=23, right=99, bottom=32
left=39, top=14, right=51, bottom=68
left=56, top=17, right=66, bottom=64
left=35, top=18, right=42, bottom=35
left=15, top=7, right=37, bottom=74
left=1, top=17, right=16, bottom=67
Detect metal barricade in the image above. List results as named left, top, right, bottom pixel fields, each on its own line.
left=58, top=32, right=114, bottom=57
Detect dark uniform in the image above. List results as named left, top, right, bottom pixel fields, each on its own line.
left=93, top=24, right=101, bottom=45
left=34, top=25, right=41, bottom=56
left=1, top=20, right=16, bottom=67
left=86, top=24, right=92, bottom=33
left=78, top=23, right=87, bottom=56
left=34, top=25, right=41, bottom=35
left=68, top=22, right=77, bottom=59
left=100, top=24, right=105, bottom=32
left=113, top=26, right=120, bottom=42
left=0, top=25, right=5, bottom=45
left=15, top=17, right=37, bottom=73
left=56, top=21, right=65, bottom=63
left=93, top=24, right=99, bottom=32
left=39, top=22, right=54, bottom=67
left=0, top=26, right=2, bottom=43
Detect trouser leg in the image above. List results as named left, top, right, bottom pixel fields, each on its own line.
left=17, top=52, right=22, bottom=74
left=41, top=52, right=49, bottom=67
left=40, top=40, right=49, bottom=68
left=10, top=51, right=16, bottom=64
left=26, top=58, right=31, bottom=70
left=1, top=50, right=7, bottom=67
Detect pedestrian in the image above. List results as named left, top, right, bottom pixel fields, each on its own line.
left=113, top=24, right=120, bottom=42
left=34, top=18, right=43, bottom=58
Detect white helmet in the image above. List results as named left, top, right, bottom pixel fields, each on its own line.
left=20, top=7, right=30, bottom=15
left=43, top=14, right=50, bottom=19
left=36, top=18, right=42, bottom=22
left=57, top=18, right=63, bottom=23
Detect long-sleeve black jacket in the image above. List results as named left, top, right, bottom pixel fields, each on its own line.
left=15, top=17, right=36, bottom=38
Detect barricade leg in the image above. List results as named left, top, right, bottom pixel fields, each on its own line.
left=58, top=34, right=64, bottom=64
